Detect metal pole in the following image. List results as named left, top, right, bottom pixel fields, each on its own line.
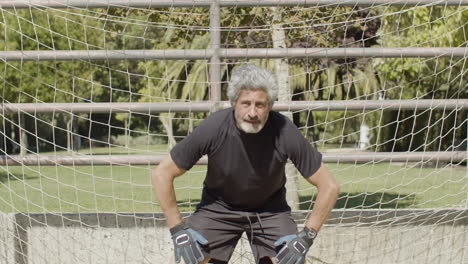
left=1, top=0, right=467, bottom=8
left=0, top=151, right=465, bottom=165
left=220, top=47, right=468, bottom=59
left=217, top=0, right=468, bottom=7
left=1, top=48, right=466, bottom=61
left=1, top=100, right=467, bottom=114
left=209, top=0, right=222, bottom=109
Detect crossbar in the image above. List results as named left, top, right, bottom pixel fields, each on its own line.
left=0, top=151, right=465, bottom=165
left=1, top=0, right=467, bottom=8
left=13, top=209, right=468, bottom=228
left=1, top=100, right=467, bottom=114
left=1, top=48, right=466, bottom=61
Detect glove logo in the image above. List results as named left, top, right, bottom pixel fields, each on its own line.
left=175, top=234, right=190, bottom=245
left=293, top=241, right=306, bottom=254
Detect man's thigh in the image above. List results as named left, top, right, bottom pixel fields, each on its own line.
left=186, top=207, right=296, bottom=263
left=187, top=206, right=245, bottom=262
left=249, top=211, right=297, bottom=263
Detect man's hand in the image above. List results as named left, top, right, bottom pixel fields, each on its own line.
left=274, top=227, right=317, bottom=264
left=171, top=223, right=208, bottom=264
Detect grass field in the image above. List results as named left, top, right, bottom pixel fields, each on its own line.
left=0, top=146, right=466, bottom=212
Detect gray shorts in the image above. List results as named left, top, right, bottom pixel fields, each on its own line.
left=187, top=205, right=297, bottom=263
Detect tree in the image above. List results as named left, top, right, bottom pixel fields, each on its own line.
left=373, top=6, right=467, bottom=151
left=136, top=27, right=212, bottom=149
left=0, top=8, right=122, bottom=153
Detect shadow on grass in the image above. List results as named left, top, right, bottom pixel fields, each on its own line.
left=299, top=192, right=417, bottom=210
left=83, top=152, right=139, bottom=155
left=176, top=192, right=417, bottom=212
left=177, top=199, right=202, bottom=212
left=0, top=171, right=38, bottom=183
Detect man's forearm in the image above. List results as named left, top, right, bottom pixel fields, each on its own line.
left=152, top=168, right=183, bottom=228
left=305, top=183, right=339, bottom=232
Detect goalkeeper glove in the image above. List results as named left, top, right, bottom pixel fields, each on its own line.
left=274, top=227, right=317, bottom=264
left=170, top=223, right=208, bottom=264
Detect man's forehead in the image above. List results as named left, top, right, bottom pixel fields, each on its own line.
left=238, top=88, right=268, bottom=98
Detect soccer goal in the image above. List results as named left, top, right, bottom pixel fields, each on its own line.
left=0, top=1, right=467, bottom=263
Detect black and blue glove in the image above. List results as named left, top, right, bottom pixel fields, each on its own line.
left=170, top=223, right=208, bottom=264
left=274, top=227, right=317, bottom=264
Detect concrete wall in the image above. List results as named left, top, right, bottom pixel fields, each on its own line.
left=0, top=214, right=15, bottom=264
left=0, top=210, right=466, bottom=264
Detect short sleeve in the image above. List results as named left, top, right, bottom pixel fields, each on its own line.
left=281, top=119, right=322, bottom=178
left=170, top=116, right=217, bottom=170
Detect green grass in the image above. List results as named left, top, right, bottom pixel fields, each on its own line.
left=41, top=144, right=169, bottom=155
left=298, top=162, right=467, bottom=210
left=0, top=149, right=466, bottom=212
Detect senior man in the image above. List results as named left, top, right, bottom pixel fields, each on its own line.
left=152, top=64, right=340, bottom=264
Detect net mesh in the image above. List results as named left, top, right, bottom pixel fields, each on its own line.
left=0, top=2, right=467, bottom=263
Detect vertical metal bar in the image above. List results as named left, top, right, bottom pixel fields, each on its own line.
left=209, top=0, right=222, bottom=111
left=14, top=214, right=28, bottom=264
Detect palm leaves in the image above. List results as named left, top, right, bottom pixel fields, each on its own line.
left=137, top=28, right=211, bottom=149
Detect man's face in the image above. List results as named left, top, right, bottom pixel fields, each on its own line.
left=234, top=89, right=271, bottom=133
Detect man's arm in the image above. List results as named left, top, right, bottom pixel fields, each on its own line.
left=273, top=163, right=338, bottom=264
left=152, top=155, right=186, bottom=228
left=304, top=163, right=340, bottom=231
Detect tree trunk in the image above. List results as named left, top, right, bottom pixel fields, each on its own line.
left=270, top=7, right=300, bottom=210
left=10, top=118, right=19, bottom=154
left=160, top=113, right=177, bottom=150
left=73, top=116, right=80, bottom=151
left=0, top=117, right=5, bottom=155
left=19, top=113, right=28, bottom=156
left=188, top=112, right=194, bottom=134
left=124, top=119, right=129, bottom=148
left=66, top=114, right=80, bottom=152
left=67, top=116, right=72, bottom=152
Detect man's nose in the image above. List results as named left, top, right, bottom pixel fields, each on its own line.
left=248, top=105, right=258, bottom=117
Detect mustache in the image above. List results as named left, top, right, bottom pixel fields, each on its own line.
left=243, top=116, right=260, bottom=121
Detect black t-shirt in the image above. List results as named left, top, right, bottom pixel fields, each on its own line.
left=170, top=108, right=322, bottom=211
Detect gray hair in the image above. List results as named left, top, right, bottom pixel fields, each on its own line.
left=227, top=64, right=278, bottom=106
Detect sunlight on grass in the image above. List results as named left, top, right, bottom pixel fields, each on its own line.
left=0, top=147, right=466, bottom=213
left=38, top=144, right=169, bottom=155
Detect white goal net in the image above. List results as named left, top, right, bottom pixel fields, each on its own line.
left=0, top=1, right=467, bottom=263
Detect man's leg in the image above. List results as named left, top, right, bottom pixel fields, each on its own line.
left=188, top=206, right=244, bottom=263
left=169, top=255, right=211, bottom=264
left=256, top=256, right=277, bottom=264
left=247, top=211, right=297, bottom=264
left=169, top=255, right=231, bottom=264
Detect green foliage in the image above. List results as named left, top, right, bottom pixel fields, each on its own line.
left=1, top=6, right=465, bottom=152
left=374, top=6, right=467, bottom=99
left=0, top=9, right=106, bottom=102
left=220, top=7, right=383, bottom=145
left=0, top=8, right=139, bottom=152
left=372, top=6, right=467, bottom=151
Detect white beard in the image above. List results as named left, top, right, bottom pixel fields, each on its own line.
left=238, top=120, right=265, bottom=134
